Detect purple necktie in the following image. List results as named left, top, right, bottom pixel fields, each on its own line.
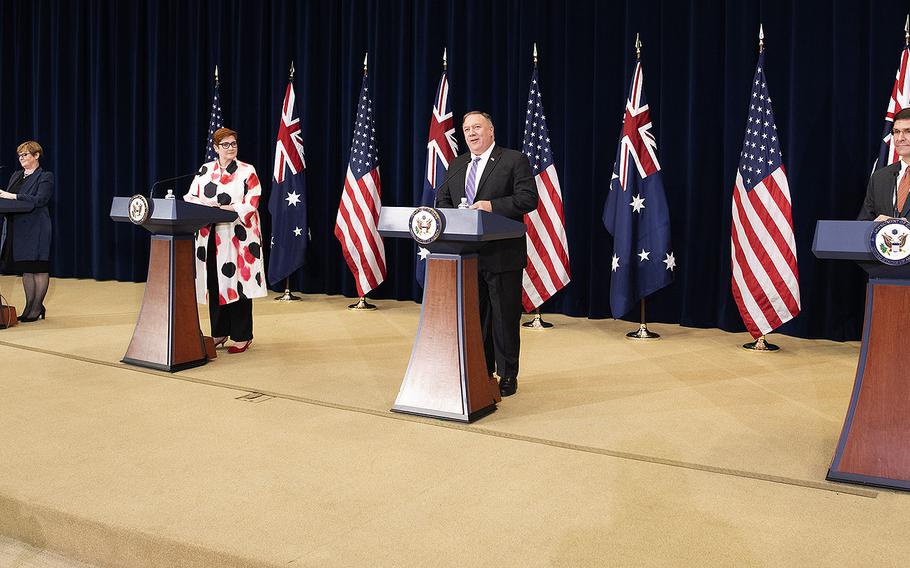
left=465, top=156, right=481, bottom=204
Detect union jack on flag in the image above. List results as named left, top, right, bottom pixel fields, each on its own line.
left=603, top=60, right=674, bottom=319
left=873, top=46, right=910, bottom=171
left=416, top=69, right=457, bottom=287
left=521, top=67, right=570, bottom=311
left=730, top=52, right=800, bottom=339
left=334, top=71, right=386, bottom=296
left=267, top=79, right=308, bottom=286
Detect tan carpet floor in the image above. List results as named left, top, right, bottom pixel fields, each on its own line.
left=0, top=275, right=904, bottom=567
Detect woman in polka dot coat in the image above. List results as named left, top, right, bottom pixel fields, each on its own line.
left=184, top=127, right=266, bottom=353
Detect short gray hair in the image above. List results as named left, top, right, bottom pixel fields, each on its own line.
left=462, top=111, right=494, bottom=126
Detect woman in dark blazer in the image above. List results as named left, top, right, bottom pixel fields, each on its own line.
left=0, top=141, right=54, bottom=322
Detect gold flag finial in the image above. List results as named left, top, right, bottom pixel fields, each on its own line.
left=214, top=65, right=219, bottom=86
left=533, top=43, right=538, bottom=66
left=363, top=52, right=368, bottom=73
left=759, top=24, right=765, bottom=53
left=289, top=61, right=295, bottom=81
left=635, top=33, right=641, bottom=59
left=443, top=47, right=447, bottom=70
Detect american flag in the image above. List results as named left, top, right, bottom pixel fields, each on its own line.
left=730, top=52, right=800, bottom=339
left=416, top=70, right=457, bottom=287
left=203, top=74, right=223, bottom=163
left=521, top=67, right=570, bottom=311
left=603, top=60, right=673, bottom=319
left=267, top=79, right=308, bottom=285
left=873, top=46, right=910, bottom=171
left=334, top=72, right=386, bottom=296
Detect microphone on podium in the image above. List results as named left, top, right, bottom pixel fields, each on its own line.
left=148, top=167, right=206, bottom=199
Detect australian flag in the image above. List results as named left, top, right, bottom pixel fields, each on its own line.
left=267, top=79, right=308, bottom=285
left=603, top=60, right=674, bottom=318
left=416, top=70, right=457, bottom=287
left=203, top=72, right=223, bottom=163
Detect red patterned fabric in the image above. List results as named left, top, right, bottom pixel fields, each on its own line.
left=184, top=159, right=267, bottom=305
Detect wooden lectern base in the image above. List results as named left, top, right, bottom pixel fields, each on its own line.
left=392, top=254, right=499, bottom=422
left=828, top=280, right=910, bottom=490
left=122, top=235, right=209, bottom=372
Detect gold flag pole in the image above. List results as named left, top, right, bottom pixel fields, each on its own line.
left=624, top=34, right=660, bottom=341
left=274, top=60, right=303, bottom=303
left=742, top=25, right=780, bottom=353
left=905, top=14, right=909, bottom=46
left=521, top=42, right=555, bottom=330
left=349, top=52, right=377, bottom=312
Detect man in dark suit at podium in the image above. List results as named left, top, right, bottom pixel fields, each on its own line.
left=860, top=108, right=910, bottom=221
left=435, top=111, right=538, bottom=397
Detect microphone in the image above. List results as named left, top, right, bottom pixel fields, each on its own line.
left=148, top=167, right=206, bottom=198
left=434, top=158, right=472, bottom=207
left=893, top=168, right=900, bottom=218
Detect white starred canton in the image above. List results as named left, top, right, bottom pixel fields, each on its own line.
left=522, top=76, right=553, bottom=176
left=349, top=78, right=379, bottom=179
left=204, top=88, right=224, bottom=162
left=739, top=65, right=781, bottom=189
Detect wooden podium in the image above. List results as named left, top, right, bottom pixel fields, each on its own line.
left=813, top=220, right=910, bottom=491
left=378, top=207, right=527, bottom=422
left=0, top=200, right=35, bottom=329
left=110, top=197, right=236, bottom=372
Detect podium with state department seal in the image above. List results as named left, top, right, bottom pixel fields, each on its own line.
left=378, top=206, right=526, bottom=422
left=111, top=195, right=236, bottom=372
left=813, top=218, right=910, bottom=491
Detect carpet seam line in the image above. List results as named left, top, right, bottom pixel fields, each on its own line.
left=0, top=339, right=877, bottom=499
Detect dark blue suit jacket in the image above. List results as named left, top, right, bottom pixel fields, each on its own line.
left=3, top=168, right=54, bottom=261
left=435, top=145, right=537, bottom=272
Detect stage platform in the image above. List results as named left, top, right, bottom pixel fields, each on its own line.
left=0, top=275, right=905, bottom=567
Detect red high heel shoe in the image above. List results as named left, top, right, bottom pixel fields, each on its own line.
left=227, top=339, right=253, bottom=354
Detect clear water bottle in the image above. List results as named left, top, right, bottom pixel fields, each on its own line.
left=458, top=197, right=469, bottom=209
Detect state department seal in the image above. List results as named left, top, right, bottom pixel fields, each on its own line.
left=128, top=194, right=153, bottom=225
left=871, top=218, right=910, bottom=266
left=408, top=206, right=445, bottom=245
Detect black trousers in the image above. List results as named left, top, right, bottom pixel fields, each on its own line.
left=478, top=268, right=523, bottom=380
left=206, top=232, right=253, bottom=341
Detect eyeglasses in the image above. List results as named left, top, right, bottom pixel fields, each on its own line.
left=217, top=142, right=238, bottom=149
left=894, top=128, right=910, bottom=139
left=17, top=153, right=32, bottom=158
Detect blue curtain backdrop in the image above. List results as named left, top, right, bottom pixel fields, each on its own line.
left=0, top=0, right=904, bottom=341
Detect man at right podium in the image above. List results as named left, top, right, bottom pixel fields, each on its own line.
left=436, top=111, right=537, bottom=397
left=860, top=108, right=910, bottom=221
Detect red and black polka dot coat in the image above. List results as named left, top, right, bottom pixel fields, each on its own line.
left=184, top=159, right=267, bottom=305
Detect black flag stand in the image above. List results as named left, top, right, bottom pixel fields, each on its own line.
left=522, top=308, right=554, bottom=329
left=274, top=277, right=301, bottom=302
left=626, top=299, right=660, bottom=340
left=348, top=296, right=377, bottom=310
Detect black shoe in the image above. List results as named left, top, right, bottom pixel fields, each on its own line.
left=20, top=306, right=46, bottom=323
left=499, top=376, right=518, bottom=397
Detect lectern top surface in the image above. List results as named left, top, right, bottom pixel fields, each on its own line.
left=110, top=196, right=237, bottom=235
left=377, top=206, right=526, bottom=242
